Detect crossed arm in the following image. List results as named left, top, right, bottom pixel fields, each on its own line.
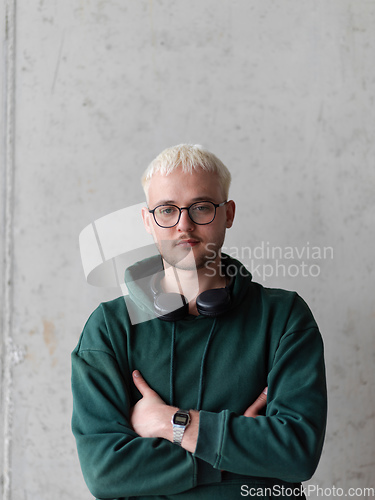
left=130, top=369, right=268, bottom=454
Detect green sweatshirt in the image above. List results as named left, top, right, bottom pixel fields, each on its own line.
left=71, top=255, right=327, bottom=499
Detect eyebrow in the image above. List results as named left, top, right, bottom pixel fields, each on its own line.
left=154, top=196, right=218, bottom=206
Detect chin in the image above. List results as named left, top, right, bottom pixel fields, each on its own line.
left=160, top=247, right=200, bottom=271
left=168, top=252, right=197, bottom=271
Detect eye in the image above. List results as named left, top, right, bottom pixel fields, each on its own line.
left=158, top=206, right=178, bottom=216
left=191, top=203, right=212, bottom=212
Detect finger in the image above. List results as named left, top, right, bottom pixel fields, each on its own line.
left=243, top=387, right=268, bottom=418
left=132, top=370, right=156, bottom=397
left=243, top=395, right=267, bottom=417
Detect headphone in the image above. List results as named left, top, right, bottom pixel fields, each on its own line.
left=150, top=266, right=234, bottom=321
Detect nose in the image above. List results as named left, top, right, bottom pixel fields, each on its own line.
left=176, top=208, right=195, bottom=231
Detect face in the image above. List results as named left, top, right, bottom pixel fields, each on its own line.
left=142, top=167, right=235, bottom=271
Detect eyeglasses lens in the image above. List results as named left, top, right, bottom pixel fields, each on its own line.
left=155, top=202, right=215, bottom=227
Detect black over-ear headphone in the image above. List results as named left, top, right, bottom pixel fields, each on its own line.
left=151, top=266, right=234, bottom=322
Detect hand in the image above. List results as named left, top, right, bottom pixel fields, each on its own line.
left=130, top=370, right=175, bottom=439
left=130, top=370, right=199, bottom=452
left=243, top=387, right=267, bottom=418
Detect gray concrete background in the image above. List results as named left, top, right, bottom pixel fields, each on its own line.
left=1, top=1, right=374, bottom=499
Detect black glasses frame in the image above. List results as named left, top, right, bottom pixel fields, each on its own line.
left=148, top=200, right=228, bottom=228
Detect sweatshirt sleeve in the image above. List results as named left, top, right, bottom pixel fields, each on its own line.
left=71, top=307, right=220, bottom=499
left=194, top=297, right=327, bottom=483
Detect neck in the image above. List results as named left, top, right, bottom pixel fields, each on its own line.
left=161, top=255, right=226, bottom=314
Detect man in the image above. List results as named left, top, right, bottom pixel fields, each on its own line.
left=71, top=144, right=327, bottom=499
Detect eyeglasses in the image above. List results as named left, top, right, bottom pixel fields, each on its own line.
left=149, top=200, right=227, bottom=228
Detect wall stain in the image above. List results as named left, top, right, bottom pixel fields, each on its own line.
left=43, top=319, right=57, bottom=356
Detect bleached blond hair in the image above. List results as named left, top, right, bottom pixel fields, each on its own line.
left=141, top=144, right=231, bottom=202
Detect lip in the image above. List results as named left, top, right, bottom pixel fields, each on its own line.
left=176, top=239, right=200, bottom=247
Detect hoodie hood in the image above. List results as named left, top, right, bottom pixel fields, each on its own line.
left=124, top=253, right=253, bottom=323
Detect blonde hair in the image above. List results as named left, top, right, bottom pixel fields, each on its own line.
left=141, top=144, right=231, bottom=201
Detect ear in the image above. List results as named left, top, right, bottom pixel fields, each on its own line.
left=141, top=206, right=153, bottom=235
left=225, top=200, right=236, bottom=228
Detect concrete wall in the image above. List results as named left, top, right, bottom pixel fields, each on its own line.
left=1, top=1, right=374, bottom=499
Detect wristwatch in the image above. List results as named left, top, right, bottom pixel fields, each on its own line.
left=171, top=409, right=191, bottom=446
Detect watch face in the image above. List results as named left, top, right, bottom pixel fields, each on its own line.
left=173, top=412, right=189, bottom=426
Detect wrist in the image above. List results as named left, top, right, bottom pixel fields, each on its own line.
left=159, top=406, right=178, bottom=441
left=171, top=409, right=191, bottom=446
left=157, top=407, right=199, bottom=453
left=171, top=409, right=200, bottom=453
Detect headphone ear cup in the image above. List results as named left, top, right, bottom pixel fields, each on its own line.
left=154, top=292, right=189, bottom=322
left=196, top=288, right=231, bottom=317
